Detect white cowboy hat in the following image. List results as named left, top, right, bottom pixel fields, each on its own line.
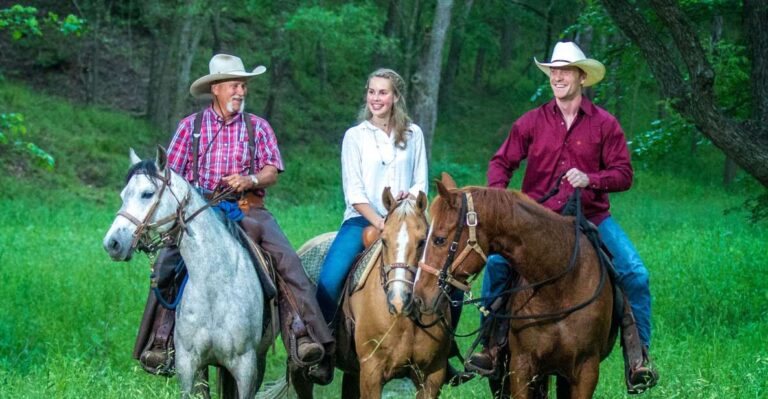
left=189, top=54, right=267, bottom=99
left=534, top=42, right=605, bottom=87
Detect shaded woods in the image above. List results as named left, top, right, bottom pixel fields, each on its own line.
left=1, top=1, right=766, bottom=194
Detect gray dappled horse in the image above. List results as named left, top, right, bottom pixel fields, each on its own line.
left=103, top=147, right=270, bottom=399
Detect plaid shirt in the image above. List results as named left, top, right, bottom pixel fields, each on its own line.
left=167, top=106, right=284, bottom=195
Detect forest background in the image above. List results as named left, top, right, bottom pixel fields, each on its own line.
left=0, top=0, right=766, bottom=398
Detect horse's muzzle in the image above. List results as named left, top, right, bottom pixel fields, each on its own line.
left=387, top=290, right=414, bottom=317
left=103, top=231, right=134, bottom=261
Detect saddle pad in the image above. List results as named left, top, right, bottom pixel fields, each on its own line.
left=297, top=232, right=381, bottom=292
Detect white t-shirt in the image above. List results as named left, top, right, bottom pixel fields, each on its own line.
left=341, top=120, right=428, bottom=221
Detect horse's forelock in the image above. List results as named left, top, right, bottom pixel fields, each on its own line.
left=125, top=159, right=158, bottom=184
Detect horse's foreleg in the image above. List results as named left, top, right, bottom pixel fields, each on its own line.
left=414, top=367, right=445, bottom=399
left=175, top=349, right=201, bottom=398
left=507, top=354, right=536, bottom=399
left=358, top=360, right=385, bottom=399
left=565, top=358, right=599, bottom=399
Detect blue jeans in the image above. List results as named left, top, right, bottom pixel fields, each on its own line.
left=481, top=216, right=652, bottom=347
left=316, top=216, right=369, bottom=322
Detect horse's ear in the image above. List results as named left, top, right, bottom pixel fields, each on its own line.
left=129, top=148, right=141, bottom=166
left=435, top=179, right=459, bottom=209
left=440, top=172, right=457, bottom=189
left=382, top=186, right=396, bottom=212
left=416, top=191, right=428, bottom=212
left=155, top=145, right=168, bottom=172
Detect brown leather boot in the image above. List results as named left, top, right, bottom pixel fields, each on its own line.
left=627, top=346, right=659, bottom=394
left=621, top=303, right=658, bottom=394
left=465, top=346, right=498, bottom=376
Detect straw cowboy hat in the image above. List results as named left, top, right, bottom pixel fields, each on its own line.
left=189, top=54, right=266, bottom=99
left=534, top=42, right=605, bottom=87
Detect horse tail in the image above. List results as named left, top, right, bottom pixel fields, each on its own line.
left=254, top=375, right=289, bottom=399
left=217, top=366, right=239, bottom=399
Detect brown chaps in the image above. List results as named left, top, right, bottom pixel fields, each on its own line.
left=133, top=206, right=334, bottom=369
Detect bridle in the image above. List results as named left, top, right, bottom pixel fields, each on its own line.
left=378, top=199, right=428, bottom=295
left=418, top=191, right=487, bottom=295
left=117, top=168, right=233, bottom=255
left=412, top=191, right=488, bottom=330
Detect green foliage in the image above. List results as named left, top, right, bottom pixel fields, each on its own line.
left=0, top=4, right=84, bottom=39
left=0, top=112, right=55, bottom=170
left=0, top=4, right=85, bottom=172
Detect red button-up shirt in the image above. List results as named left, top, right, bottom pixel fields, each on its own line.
left=167, top=106, right=284, bottom=195
left=487, top=98, right=633, bottom=224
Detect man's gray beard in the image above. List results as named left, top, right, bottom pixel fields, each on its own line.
left=226, top=97, right=246, bottom=114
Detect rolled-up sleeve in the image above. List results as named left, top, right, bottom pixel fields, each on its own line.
left=341, top=129, right=369, bottom=206
left=408, top=126, right=428, bottom=196
left=252, top=116, right=284, bottom=173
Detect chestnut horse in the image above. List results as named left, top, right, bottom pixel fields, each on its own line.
left=278, top=188, right=450, bottom=399
left=416, top=173, right=616, bottom=398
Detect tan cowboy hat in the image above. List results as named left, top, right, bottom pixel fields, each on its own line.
left=189, top=54, right=267, bottom=99
left=534, top=42, right=605, bottom=87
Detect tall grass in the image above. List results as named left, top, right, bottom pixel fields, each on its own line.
left=1, top=81, right=766, bottom=397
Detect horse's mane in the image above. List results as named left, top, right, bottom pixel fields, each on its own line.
left=434, top=185, right=566, bottom=226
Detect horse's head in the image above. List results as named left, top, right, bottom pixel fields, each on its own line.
left=379, top=187, right=429, bottom=317
left=415, top=173, right=489, bottom=312
left=103, top=146, right=190, bottom=261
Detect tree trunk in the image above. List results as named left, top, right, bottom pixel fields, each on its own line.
left=411, top=0, right=454, bottom=160
left=600, top=0, right=768, bottom=188
left=373, top=0, right=400, bottom=67
left=174, top=1, right=205, bottom=125
left=403, top=0, right=422, bottom=86
left=439, top=0, right=474, bottom=110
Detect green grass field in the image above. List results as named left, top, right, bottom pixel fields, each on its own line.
left=1, top=81, right=767, bottom=398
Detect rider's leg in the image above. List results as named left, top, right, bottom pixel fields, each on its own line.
left=597, top=216, right=657, bottom=393
left=315, top=216, right=369, bottom=323
left=465, top=254, right=514, bottom=375
left=135, top=246, right=181, bottom=374
left=243, top=207, right=333, bottom=367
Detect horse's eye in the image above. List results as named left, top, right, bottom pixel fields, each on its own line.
left=141, top=191, right=155, bottom=199
left=433, top=237, right=446, bottom=246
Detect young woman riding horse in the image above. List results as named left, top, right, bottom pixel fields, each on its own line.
left=416, top=173, right=616, bottom=399
left=288, top=188, right=455, bottom=399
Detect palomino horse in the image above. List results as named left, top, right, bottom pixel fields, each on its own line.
left=103, top=148, right=270, bottom=399
left=283, top=188, right=449, bottom=399
left=416, top=173, right=616, bottom=398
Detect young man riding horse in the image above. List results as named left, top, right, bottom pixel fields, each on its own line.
left=134, top=54, right=332, bottom=381
left=472, top=41, right=659, bottom=394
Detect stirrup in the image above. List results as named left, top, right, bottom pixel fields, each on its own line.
left=445, top=364, right=475, bottom=387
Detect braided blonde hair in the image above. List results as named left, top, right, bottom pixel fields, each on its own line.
left=358, top=68, right=411, bottom=149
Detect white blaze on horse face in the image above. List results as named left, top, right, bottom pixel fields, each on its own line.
left=389, top=221, right=409, bottom=308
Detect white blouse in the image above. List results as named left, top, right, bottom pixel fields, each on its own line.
left=341, top=120, right=428, bottom=221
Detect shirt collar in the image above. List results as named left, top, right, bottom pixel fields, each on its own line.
left=205, top=105, right=244, bottom=125
left=547, top=97, right=595, bottom=117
